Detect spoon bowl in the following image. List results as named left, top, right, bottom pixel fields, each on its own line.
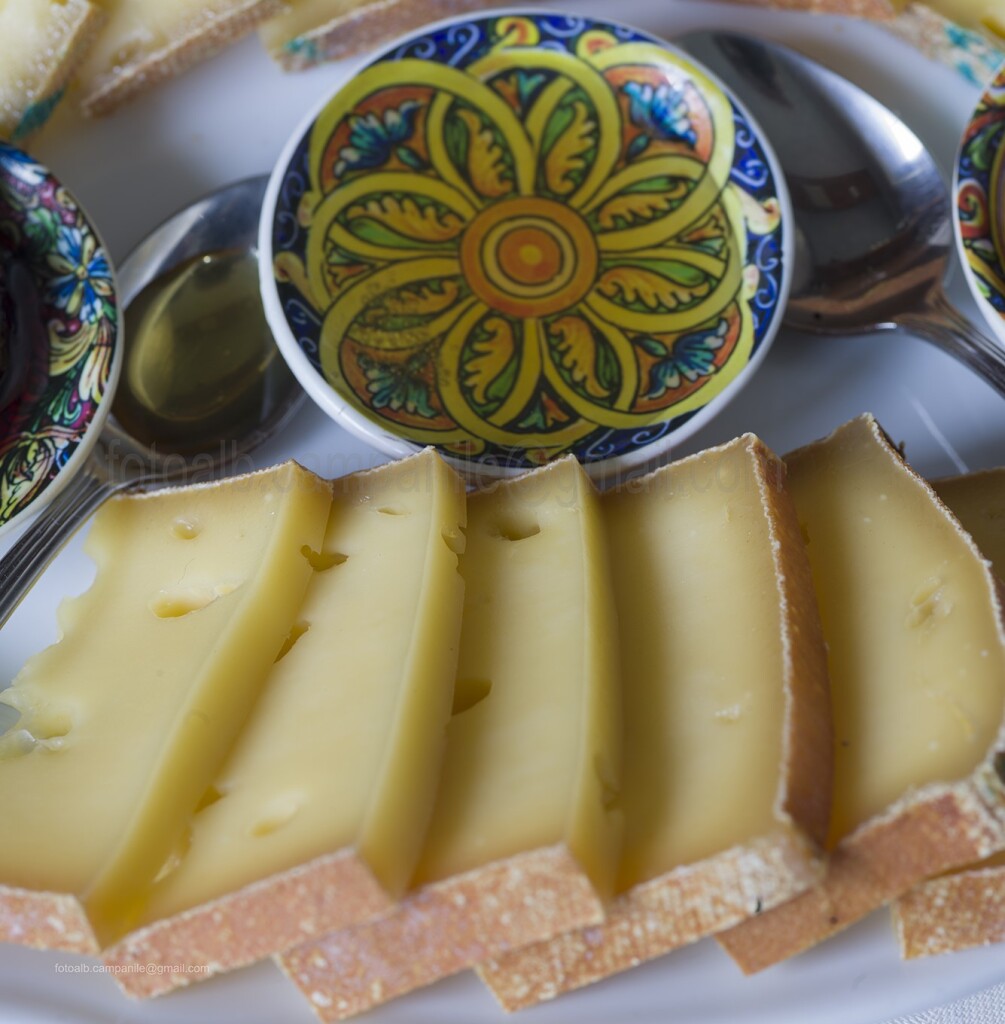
left=682, top=31, right=1005, bottom=393
left=0, top=175, right=304, bottom=627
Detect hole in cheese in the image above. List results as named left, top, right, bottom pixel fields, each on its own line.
left=442, top=526, right=465, bottom=556
left=148, top=582, right=242, bottom=618
left=170, top=517, right=200, bottom=540
left=194, top=785, right=225, bottom=814
left=377, top=506, right=409, bottom=516
left=301, top=545, right=348, bottom=571
left=489, top=516, right=541, bottom=542
left=452, top=677, right=493, bottom=716
left=152, top=825, right=193, bottom=885
left=250, top=796, right=301, bottom=838
left=594, top=753, right=621, bottom=811
left=275, top=621, right=311, bottom=663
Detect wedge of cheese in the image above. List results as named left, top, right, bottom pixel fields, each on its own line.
left=893, top=468, right=1005, bottom=959
left=100, top=450, right=466, bottom=997
left=0, top=0, right=104, bottom=140
left=258, top=0, right=505, bottom=70
left=718, top=417, right=1005, bottom=974
left=0, top=462, right=330, bottom=952
left=77, top=0, right=285, bottom=117
left=278, top=456, right=622, bottom=1021
left=479, top=434, right=831, bottom=1012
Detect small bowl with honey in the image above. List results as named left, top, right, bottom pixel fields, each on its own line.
left=260, top=10, right=792, bottom=483
left=0, top=141, right=122, bottom=537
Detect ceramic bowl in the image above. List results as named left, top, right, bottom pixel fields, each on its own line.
left=0, top=142, right=121, bottom=538
left=260, top=11, right=792, bottom=482
left=955, top=65, right=1005, bottom=345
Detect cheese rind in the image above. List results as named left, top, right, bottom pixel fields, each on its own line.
left=78, top=0, right=285, bottom=116
left=102, top=450, right=466, bottom=997
left=0, top=462, right=331, bottom=950
left=278, top=456, right=622, bottom=1021
left=718, top=416, right=1005, bottom=975
left=258, top=0, right=504, bottom=70
left=479, top=434, right=831, bottom=1012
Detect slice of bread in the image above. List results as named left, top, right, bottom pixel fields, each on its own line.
left=77, top=0, right=286, bottom=117
left=0, top=0, right=104, bottom=141
left=258, top=0, right=513, bottom=70
left=99, top=451, right=466, bottom=998
left=893, top=468, right=1005, bottom=960
left=278, top=457, right=623, bottom=1021
left=478, top=435, right=831, bottom=1013
left=718, top=417, right=1005, bottom=974
left=0, top=463, right=331, bottom=953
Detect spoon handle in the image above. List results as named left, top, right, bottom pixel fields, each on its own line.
left=0, top=441, right=134, bottom=627
left=897, top=289, right=1005, bottom=397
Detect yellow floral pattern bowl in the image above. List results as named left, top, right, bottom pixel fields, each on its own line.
left=0, top=142, right=121, bottom=538
left=261, top=12, right=791, bottom=479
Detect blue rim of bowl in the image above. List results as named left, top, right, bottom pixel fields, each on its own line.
left=0, top=142, right=122, bottom=539
left=954, top=63, right=1005, bottom=347
left=260, top=10, right=793, bottom=482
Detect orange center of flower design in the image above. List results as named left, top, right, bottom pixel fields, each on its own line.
left=460, top=197, right=598, bottom=318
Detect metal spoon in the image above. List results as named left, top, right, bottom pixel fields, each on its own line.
left=680, top=30, right=1005, bottom=394
left=0, top=175, right=304, bottom=626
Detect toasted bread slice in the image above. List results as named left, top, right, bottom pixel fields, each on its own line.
left=893, top=468, right=1005, bottom=959
left=101, top=451, right=466, bottom=998
left=278, top=457, right=623, bottom=1021
left=77, top=0, right=286, bottom=117
left=478, top=435, right=831, bottom=1012
left=725, top=0, right=895, bottom=13
left=0, top=0, right=104, bottom=141
left=0, top=463, right=331, bottom=953
left=259, top=0, right=512, bottom=70
left=718, top=417, right=1005, bottom=975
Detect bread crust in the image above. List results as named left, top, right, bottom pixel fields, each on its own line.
left=893, top=863, right=1005, bottom=959
left=478, top=435, right=832, bottom=1010
left=718, top=415, right=1005, bottom=973
left=723, top=0, right=895, bottom=14
left=102, top=849, right=391, bottom=998
left=0, top=886, right=98, bottom=954
left=278, top=844, right=605, bottom=1021
left=80, top=0, right=286, bottom=117
left=261, top=0, right=513, bottom=70
left=479, top=830, right=822, bottom=1012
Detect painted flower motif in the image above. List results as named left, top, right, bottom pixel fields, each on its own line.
left=281, top=18, right=777, bottom=459
left=47, top=224, right=113, bottom=322
left=333, top=101, right=422, bottom=176
left=642, top=319, right=728, bottom=398
left=623, top=81, right=697, bottom=148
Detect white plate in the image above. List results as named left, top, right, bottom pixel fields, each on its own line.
left=4, top=2, right=1005, bottom=1022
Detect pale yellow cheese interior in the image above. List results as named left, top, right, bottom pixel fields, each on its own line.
left=935, top=469, right=1005, bottom=570
left=606, top=436, right=788, bottom=891
left=135, top=451, right=466, bottom=926
left=412, top=457, right=621, bottom=900
left=931, top=469, right=1005, bottom=877
left=0, top=0, right=96, bottom=135
left=786, top=417, right=1005, bottom=846
left=0, top=462, right=330, bottom=944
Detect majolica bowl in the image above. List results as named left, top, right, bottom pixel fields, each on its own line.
left=0, top=142, right=121, bottom=538
left=956, top=65, right=1005, bottom=346
left=261, top=11, right=792, bottom=481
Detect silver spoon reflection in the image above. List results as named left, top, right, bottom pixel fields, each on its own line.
left=0, top=175, right=303, bottom=629
left=682, top=31, right=1005, bottom=396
